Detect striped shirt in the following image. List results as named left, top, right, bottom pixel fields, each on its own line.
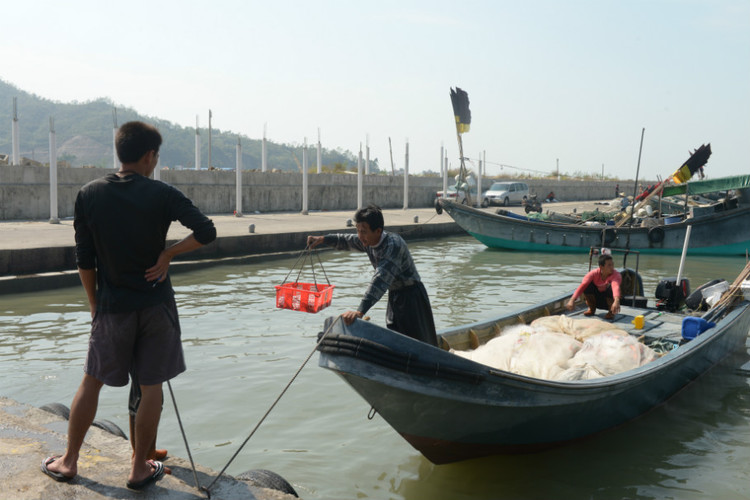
left=323, top=231, right=422, bottom=314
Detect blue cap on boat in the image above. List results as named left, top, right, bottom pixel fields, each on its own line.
left=681, top=316, right=716, bottom=341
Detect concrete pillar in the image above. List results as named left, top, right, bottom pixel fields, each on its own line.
left=262, top=123, right=267, bottom=172
left=357, top=143, right=363, bottom=209
left=301, top=139, right=308, bottom=215
left=365, top=134, right=370, bottom=175
left=12, top=97, right=20, bottom=166
left=235, top=136, right=243, bottom=216
left=112, top=108, right=120, bottom=170
left=476, top=151, right=483, bottom=207
left=154, top=156, right=161, bottom=180
left=403, top=140, right=409, bottom=210
left=444, top=152, right=449, bottom=197
left=442, top=146, right=447, bottom=198
left=195, top=115, right=201, bottom=170
left=49, top=117, right=59, bottom=224
left=317, top=128, right=322, bottom=174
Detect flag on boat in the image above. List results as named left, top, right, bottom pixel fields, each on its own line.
left=672, top=143, right=711, bottom=184
left=450, top=87, right=471, bottom=134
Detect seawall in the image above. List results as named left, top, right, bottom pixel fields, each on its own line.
left=0, top=164, right=625, bottom=220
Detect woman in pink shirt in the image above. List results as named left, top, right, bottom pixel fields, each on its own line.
left=566, top=254, right=622, bottom=320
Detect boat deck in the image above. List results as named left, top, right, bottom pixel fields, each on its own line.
left=570, top=303, right=686, bottom=353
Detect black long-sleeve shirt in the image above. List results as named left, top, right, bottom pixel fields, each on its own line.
left=74, top=173, right=216, bottom=313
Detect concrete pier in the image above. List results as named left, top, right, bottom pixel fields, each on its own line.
left=0, top=207, right=465, bottom=294
left=0, top=397, right=296, bottom=499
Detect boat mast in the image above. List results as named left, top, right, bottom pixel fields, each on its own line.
left=450, top=87, right=472, bottom=205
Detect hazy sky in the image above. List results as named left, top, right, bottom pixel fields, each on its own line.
left=2, top=0, right=748, bottom=179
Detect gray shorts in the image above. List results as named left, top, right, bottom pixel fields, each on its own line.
left=84, top=297, right=186, bottom=387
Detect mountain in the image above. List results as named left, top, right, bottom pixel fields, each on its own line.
left=0, top=79, right=377, bottom=172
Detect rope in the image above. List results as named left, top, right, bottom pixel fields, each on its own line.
left=201, top=315, right=343, bottom=494
left=166, top=379, right=207, bottom=498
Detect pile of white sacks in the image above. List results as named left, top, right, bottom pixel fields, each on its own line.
left=453, top=315, right=658, bottom=381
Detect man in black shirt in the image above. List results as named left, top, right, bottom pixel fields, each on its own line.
left=41, top=121, right=216, bottom=490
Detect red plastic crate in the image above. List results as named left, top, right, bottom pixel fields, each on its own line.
left=275, top=282, right=335, bottom=313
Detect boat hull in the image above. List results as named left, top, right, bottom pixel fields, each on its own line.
left=318, top=297, right=750, bottom=463
left=441, top=200, right=750, bottom=255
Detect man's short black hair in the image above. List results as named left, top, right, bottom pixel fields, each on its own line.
left=598, top=253, right=613, bottom=267
left=354, top=204, right=384, bottom=231
left=116, top=121, right=162, bottom=164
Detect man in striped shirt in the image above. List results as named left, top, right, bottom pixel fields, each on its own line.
left=307, top=204, right=438, bottom=346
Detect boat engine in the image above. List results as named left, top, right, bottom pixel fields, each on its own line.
left=655, top=277, right=691, bottom=312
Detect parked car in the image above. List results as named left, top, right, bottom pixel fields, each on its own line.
left=481, top=182, right=529, bottom=207
left=436, top=185, right=478, bottom=205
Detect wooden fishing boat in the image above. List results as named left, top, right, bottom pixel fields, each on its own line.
left=437, top=175, right=750, bottom=256
left=438, top=201, right=750, bottom=256
left=317, top=269, right=750, bottom=464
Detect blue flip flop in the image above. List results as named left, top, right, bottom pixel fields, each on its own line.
left=41, top=456, right=74, bottom=482
left=126, top=460, right=165, bottom=490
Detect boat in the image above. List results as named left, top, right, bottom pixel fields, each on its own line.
left=316, top=262, right=750, bottom=464
left=436, top=175, right=750, bottom=256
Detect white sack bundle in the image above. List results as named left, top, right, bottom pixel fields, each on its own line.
left=557, top=331, right=659, bottom=381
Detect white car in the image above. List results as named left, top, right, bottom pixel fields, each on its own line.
left=435, top=185, right=478, bottom=205
left=481, top=182, right=529, bottom=207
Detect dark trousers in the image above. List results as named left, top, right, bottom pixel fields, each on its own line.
left=386, top=282, right=438, bottom=346
left=583, top=282, right=614, bottom=311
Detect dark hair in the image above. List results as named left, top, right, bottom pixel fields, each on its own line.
left=354, top=204, right=384, bottom=231
left=598, top=254, right=613, bottom=267
left=116, top=121, right=162, bottom=163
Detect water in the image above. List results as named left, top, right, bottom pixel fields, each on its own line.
left=2, top=236, right=750, bottom=499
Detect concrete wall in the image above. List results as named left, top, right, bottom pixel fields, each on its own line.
left=0, top=165, right=626, bottom=220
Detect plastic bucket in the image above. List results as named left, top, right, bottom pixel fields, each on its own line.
left=681, top=316, right=715, bottom=341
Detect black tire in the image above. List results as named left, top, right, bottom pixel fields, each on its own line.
left=648, top=226, right=665, bottom=244
left=236, top=469, right=299, bottom=497
left=602, top=227, right=617, bottom=245
left=92, top=419, right=128, bottom=439
left=40, top=403, right=70, bottom=420
left=481, top=198, right=489, bottom=208
left=433, top=198, right=443, bottom=215
left=503, top=197, right=510, bottom=206
left=524, top=204, right=533, bottom=213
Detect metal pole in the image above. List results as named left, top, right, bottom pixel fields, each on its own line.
left=235, top=136, right=243, bottom=216
left=357, top=143, right=363, bottom=209
left=301, top=138, right=308, bottom=214
left=12, top=97, right=20, bottom=165
left=403, top=140, right=409, bottom=210
left=195, top=115, right=201, bottom=170
left=676, top=225, right=692, bottom=285
left=630, top=127, right=646, bottom=214
left=49, top=116, right=59, bottom=224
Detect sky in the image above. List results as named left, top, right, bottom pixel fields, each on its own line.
left=2, top=0, right=748, bottom=179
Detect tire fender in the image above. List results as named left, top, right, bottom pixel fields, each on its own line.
left=648, top=226, right=665, bottom=244
left=236, top=469, right=299, bottom=497
left=602, top=227, right=617, bottom=245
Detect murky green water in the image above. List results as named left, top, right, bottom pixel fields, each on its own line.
left=1, top=236, right=749, bottom=499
